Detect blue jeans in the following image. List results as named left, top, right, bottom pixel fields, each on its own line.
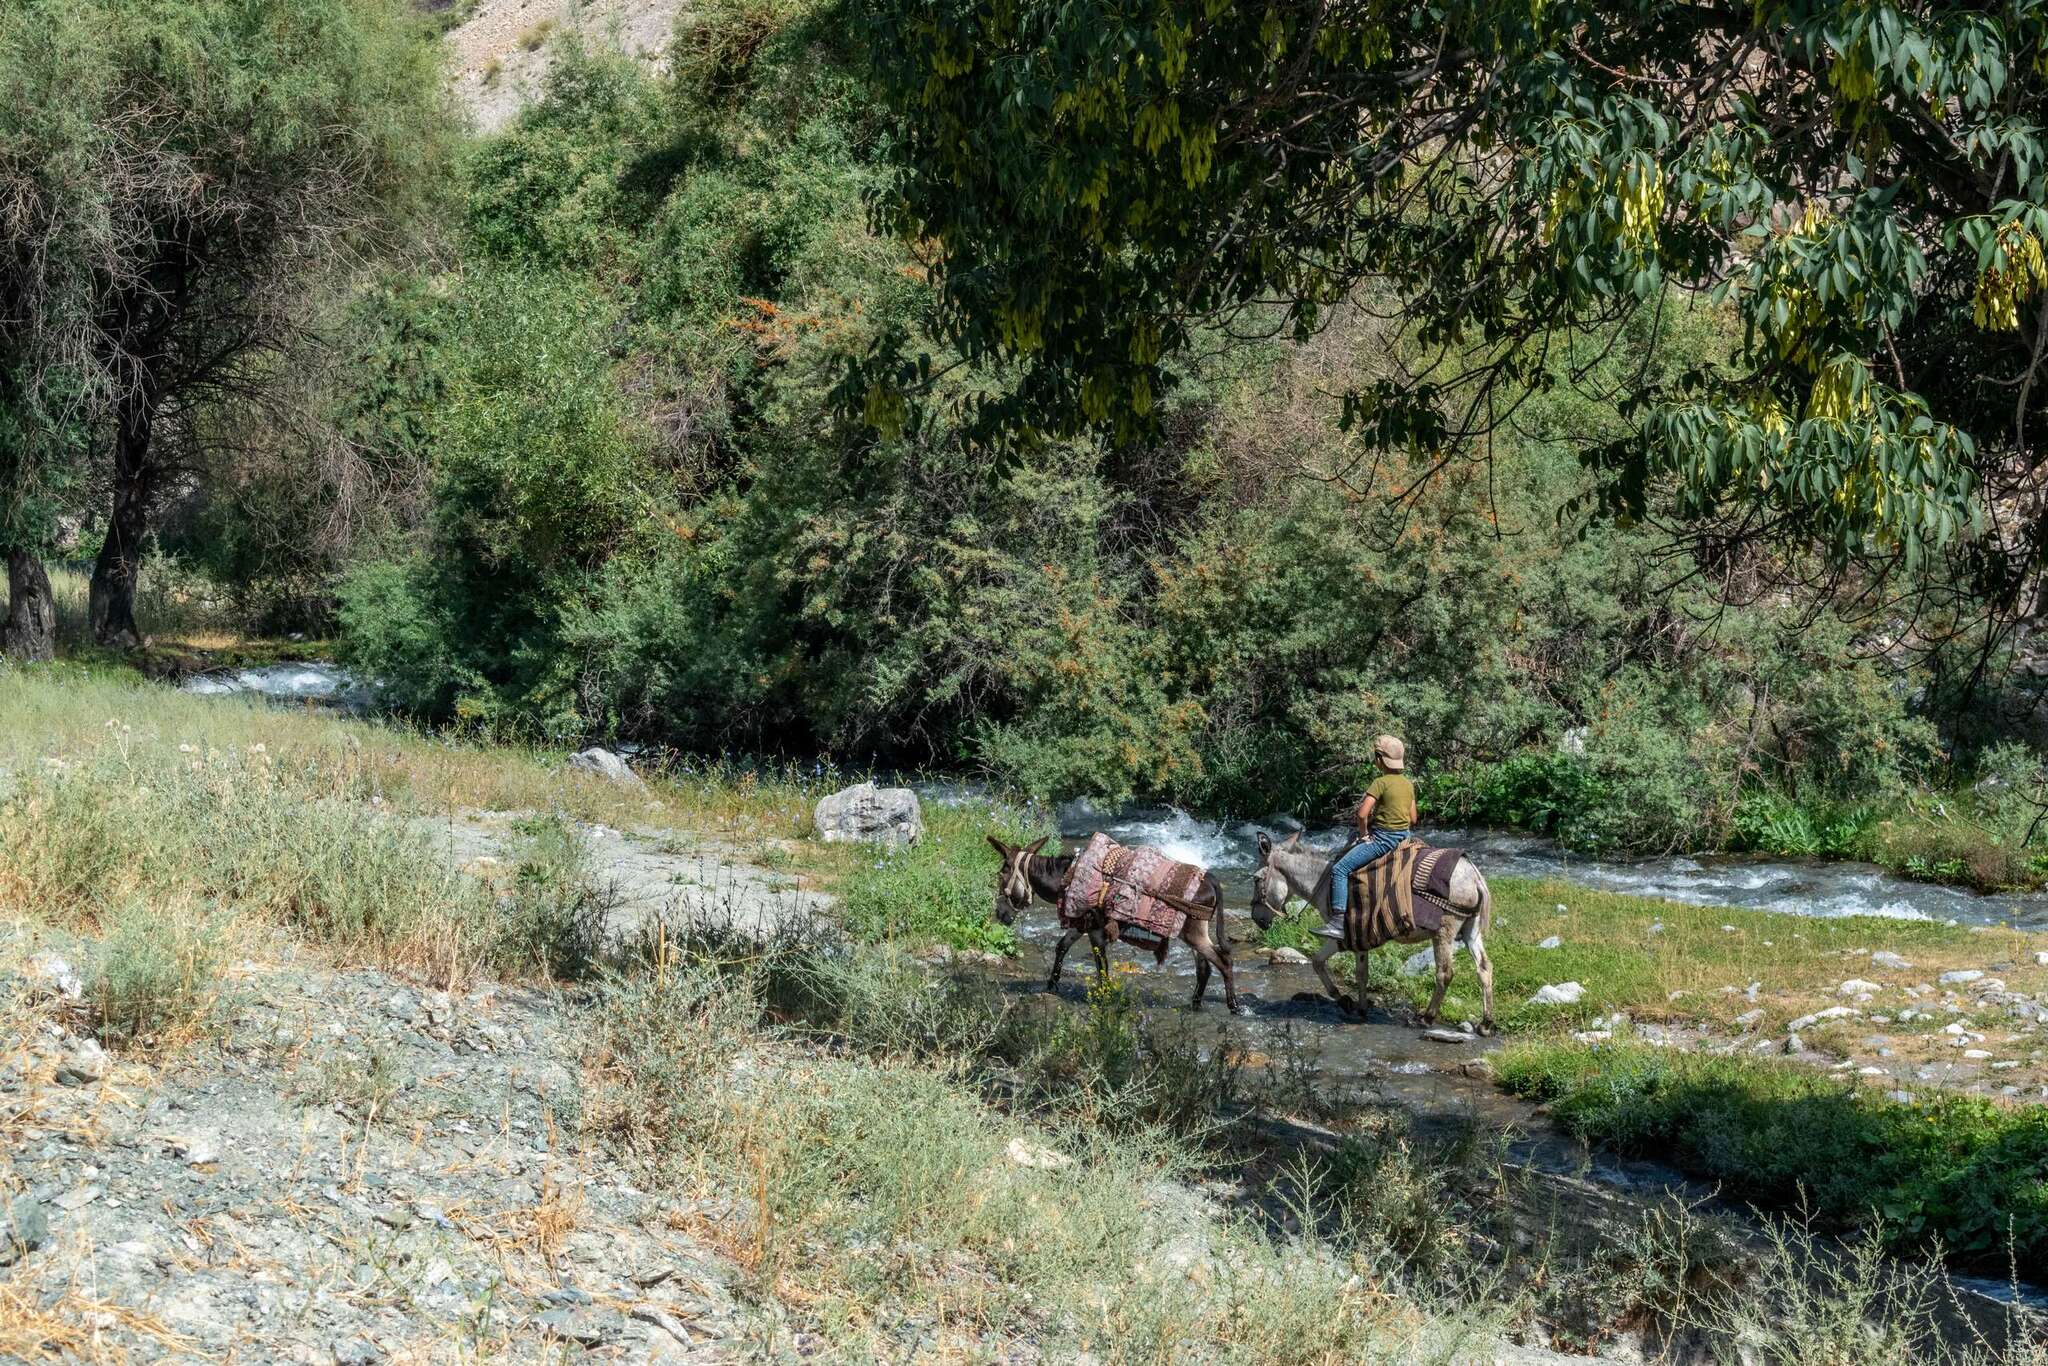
left=1328, top=829, right=1411, bottom=914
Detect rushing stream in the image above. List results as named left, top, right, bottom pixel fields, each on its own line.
left=1065, top=800, right=2048, bottom=931
left=178, top=662, right=375, bottom=711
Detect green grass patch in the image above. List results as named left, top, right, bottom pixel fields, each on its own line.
left=1494, top=1040, right=2048, bottom=1275
left=1386, top=878, right=2048, bottom=1038
left=837, top=802, right=1049, bottom=953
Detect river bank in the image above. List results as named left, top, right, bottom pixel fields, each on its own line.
left=4, top=659, right=2046, bottom=1356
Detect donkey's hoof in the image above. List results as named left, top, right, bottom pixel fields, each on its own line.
left=1477, top=1019, right=1496, bottom=1037
left=1228, top=1001, right=1253, bottom=1018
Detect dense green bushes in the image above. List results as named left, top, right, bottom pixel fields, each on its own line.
left=152, top=5, right=2029, bottom=860
left=1495, top=1042, right=2048, bottom=1275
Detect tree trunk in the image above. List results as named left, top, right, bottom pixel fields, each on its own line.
left=89, top=382, right=157, bottom=650
left=2, top=549, right=56, bottom=662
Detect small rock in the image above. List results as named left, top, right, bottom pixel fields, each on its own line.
left=540, top=1286, right=593, bottom=1308
left=568, top=747, right=644, bottom=788
left=1459, top=1058, right=1494, bottom=1080
left=1734, top=1008, right=1765, bottom=1028
left=1858, top=1067, right=1886, bottom=1076
left=334, top=1338, right=383, bottom=1365
left=2034, top=951, right=2048, bottom=967
left=1786, top=1005, right=1859, bottom=1032
left=1554, top=903, right=1568, bottom=914
left=1574, top=1030, right=1614, bottom=1044
left=168, top=1137, right=218, bottom=1167
left=1266, top=947, right=1309, bottom=966
left=53, top=1185, right=102, bottom=1211
left=1871, top=951, right=1913, bottom=971
left=1, top=1197, right=49, bottom=1265
left=1838, top=979, right=1882, bottom=996
left=1648, top=922, right=1665, bottom=935
left=1536, top=935, right=1562, bottom=950
left=1421, top=1028, right=1471, bottom=1044
left=1528, top=981, right=1585, bottom=1006
left=55, top=1038, right=107, bottom=1085
left=1784, top=1033, right=1806, bottom=1055
left=27, top=953, right=83, bottom=1000
left=1005, top=1137, right=1073, bottom=1170
left=1940, top=969, right=1985, bottom=985
left=1963, top=1049, right=1992, bottom=1060
left=534, top=1308, right=624, bottom=1347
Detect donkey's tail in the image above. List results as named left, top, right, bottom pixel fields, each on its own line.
left=1457, top=872, right=1492, bottom=944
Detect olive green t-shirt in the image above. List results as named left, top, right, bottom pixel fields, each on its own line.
left=1365, top=773, right=1416, bottom=831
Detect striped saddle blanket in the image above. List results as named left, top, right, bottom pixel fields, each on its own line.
left=1058, top=832, right=1201, bottom=956
left=1335, top=841, right=1467, bottom=954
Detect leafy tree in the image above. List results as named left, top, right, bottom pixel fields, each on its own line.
left=859, top=0, right=2048, bottom=591
left=0, top=0, right=451, bottom=648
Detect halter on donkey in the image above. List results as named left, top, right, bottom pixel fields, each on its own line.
left=987, top=835, right=1250, bottom=1016
left=1248, top=832, right=1497, bottom=1034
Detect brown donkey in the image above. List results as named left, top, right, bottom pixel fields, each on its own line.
left=987, top=835, right=1249, bottom=1016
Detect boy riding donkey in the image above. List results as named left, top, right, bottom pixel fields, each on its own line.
left=1319, top=734, right=1417, bottom=941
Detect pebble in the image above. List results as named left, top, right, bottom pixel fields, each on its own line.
left=1536, top=935, right=1562, bottom=949
left=1963, top=1049, right=1993, bottom=1060
left=1266, top=947, right=1309, bottom=966
left=1786, top=1006, right=1858, bottom=1032
left=56, top=1039, right=108, bottom=1086
left=1838, top=979, right=1882, bottom=996
left=1, top=1197, right=49, bottom=1266
left=1528, top=981, right=1585, bottom=1006
left=1733, top=1008, right=1764, bottom=1028
left=1783, top=1033, right=1806, bottom=1055
left=1871, top=951, right=1913, bottom=971
left=1421, top=1028, right=1472, bottom=1044
left=53, top=1185, right=103, bottom=1211
left=1940, top=969, right=1985, bottom=985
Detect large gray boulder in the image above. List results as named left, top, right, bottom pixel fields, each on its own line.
left=569, top=747, right=644, bottom=788
left=813, top=781, right=923, bottom=847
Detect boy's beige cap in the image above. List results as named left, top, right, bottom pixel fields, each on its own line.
left=1373, top=735, right=1405, bottom=771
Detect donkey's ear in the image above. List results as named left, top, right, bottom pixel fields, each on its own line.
left=1026, top=834, right=1051, bottom=855
left=1282, top=831, right=1301, bottom=849
left=987, top=835, right=1011, bottom=856
left=1257, top=832, right=1272, bottom=856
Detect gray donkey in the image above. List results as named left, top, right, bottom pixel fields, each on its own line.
left=1247, top=832, right=1496, bottom=1033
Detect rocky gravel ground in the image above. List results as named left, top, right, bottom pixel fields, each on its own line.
left=0, top=920, right=741, bottom=1363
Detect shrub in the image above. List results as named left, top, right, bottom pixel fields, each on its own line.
left=86, top=903, right=229, bottom=1049
left=837, top=804, right=1045, bottom=953
left=493, top=814, right=612, bottom=980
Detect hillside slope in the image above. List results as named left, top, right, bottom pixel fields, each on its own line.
left=444, top=0, right=686, bottom=131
